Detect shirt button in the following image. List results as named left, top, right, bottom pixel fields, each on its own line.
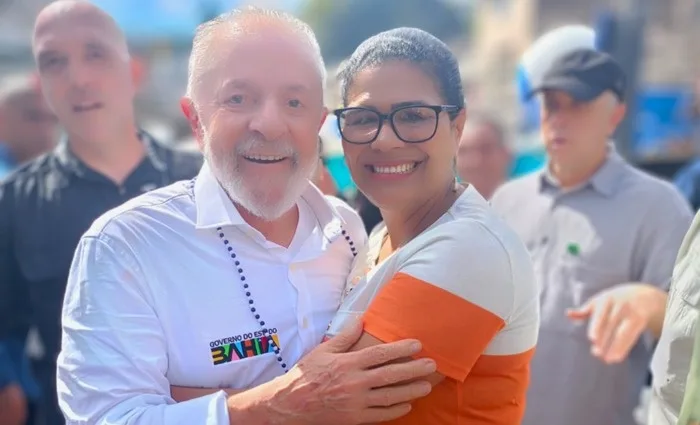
left=302, top=317, right=308, bottom=329
left=290, top=264, right=297, bottom=271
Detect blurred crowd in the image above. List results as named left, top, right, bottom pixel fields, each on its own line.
left=3, top=1, right=700, bottom=425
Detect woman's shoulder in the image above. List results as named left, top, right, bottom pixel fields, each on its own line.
left=406, top=213, right=521, bottom=259
left=397, top=215, right=536, bottom=311
left=435, top=189, right=532, bottom=267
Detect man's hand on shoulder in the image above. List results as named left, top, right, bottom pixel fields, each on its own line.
left=226, top=320, right=435, bottom=425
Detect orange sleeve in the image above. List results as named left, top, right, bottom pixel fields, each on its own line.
left=363, top=272, right=506, bottom=382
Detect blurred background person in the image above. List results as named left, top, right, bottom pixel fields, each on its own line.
left=672, top=78, right=700, bottom=211
left=491, top=49, right=692, bottom=425
left=0, top=73, right=56, bottom=425
left=0, top=2, right=201, bottom=425
left=313, top=136, right=339, bottom=196
left=0, top=341, right=40, bottom=425
left=673, top=159, right=700, bottom=210
left=0, top=74, right=57, bottom=179
left=649, top=208, right=700, bottom=424
left=456, top=112, right=511, bottom=199
left=354, top=191, right=382, bottom=235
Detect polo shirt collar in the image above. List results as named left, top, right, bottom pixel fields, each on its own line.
left=194, top=162, right=346, bottom=238
left=539, top=144, right=625, bottom=197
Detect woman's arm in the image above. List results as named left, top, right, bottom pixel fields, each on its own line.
left=342, top=219, right=536, bottom=386
left=347, top=332, right=445, bottom=388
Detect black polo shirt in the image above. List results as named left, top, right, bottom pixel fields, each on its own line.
left=0, top=131, right=202, bottom=360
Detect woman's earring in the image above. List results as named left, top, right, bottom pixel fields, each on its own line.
left=452, top=157, right=461, bottom=192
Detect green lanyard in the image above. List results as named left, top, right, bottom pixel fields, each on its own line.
left=678, top=319, right=700, bottom=424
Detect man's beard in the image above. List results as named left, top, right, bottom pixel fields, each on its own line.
left=203, top=132, right=318, bottom=221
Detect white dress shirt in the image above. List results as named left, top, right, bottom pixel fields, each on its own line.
left=56, top=163, right=367, bottom=425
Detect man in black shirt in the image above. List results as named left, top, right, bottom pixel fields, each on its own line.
left=0, top=2, right=202, bottom=424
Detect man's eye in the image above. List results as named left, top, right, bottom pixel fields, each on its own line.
left=41, top=57, right=62, bottom=69
left=86, top=50, right=104, bottom=60
left=288, top=99, right=301, bottom=108
left=228, top=95, right=244, bottom=104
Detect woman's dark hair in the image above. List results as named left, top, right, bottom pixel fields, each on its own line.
left=354, top=191, right=383, bottom=234
left=337, top=27, right=465, bottom=119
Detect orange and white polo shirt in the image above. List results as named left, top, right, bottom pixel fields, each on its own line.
left=327, top=186, right=540, bottom=424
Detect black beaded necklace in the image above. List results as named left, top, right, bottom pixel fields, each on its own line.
left=191, top=178, right=358, bottom=374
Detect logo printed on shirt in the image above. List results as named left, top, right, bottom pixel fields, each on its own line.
left=209, top=329, right=280, bottom=365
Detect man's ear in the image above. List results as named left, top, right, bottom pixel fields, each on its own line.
left=612, top=102, right=627, bottom=127
left=130, top=57, right=147, bottom=92
left=317, top=106, right=329, bottom=133
left=607, top=101, right=627, bottom=137
left=180, top=97, right=204, bottom=149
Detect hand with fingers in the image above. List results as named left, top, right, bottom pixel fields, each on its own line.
left=0, top=383, right=27, bottom=425
left=567, top=283, right=656, bottom=364
left=228, top=319, right=435, bottom=425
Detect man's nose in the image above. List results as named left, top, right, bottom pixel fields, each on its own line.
left=67, top=63, right=91, bottom=89
left=546, top=108, right=569, bottom=127
left=248, top=99, right=286, bottom=141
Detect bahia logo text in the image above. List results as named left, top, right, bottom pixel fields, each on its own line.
left=209, top=329, right=280, bottom=365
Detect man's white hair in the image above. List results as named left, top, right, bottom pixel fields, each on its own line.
left=185, top=6, right=326, bottom=102
left=602, top=91, right=621, bottom=110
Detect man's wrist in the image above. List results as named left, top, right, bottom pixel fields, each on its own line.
left=226, top=377, right=292, bottom=425
left=635, top=284, right=667, bottom=337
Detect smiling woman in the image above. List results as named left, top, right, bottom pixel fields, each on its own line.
left=325, top=27, right=540, bottom=425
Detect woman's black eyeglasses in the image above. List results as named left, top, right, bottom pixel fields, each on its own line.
left=333, top=104, right=461, bottom=145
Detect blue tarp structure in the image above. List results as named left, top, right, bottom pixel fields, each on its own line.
left=632, top=87, right=695, bottom=159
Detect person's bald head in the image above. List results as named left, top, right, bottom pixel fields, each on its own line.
left=33, top=0, right=128, bottom=60
left=31, top=0, right=137, bottom=146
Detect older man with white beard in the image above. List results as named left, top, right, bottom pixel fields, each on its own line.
left=56, top=5, right=438, bottom=425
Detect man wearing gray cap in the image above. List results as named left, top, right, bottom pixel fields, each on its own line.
left=491, top=49, right=693, bottom=425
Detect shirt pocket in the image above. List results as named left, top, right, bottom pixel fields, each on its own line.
left=207, top=344, right=278, bottom=388
left=541, top=260, right=625, bottom=337
left=14, top=239, right=68, bottom=284
left=170, top=328, right=281, bottom=390
left=568, top=261, right=625, bottom=304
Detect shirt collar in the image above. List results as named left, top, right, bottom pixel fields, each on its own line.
left=539, top=144, right=624, bottom=197
left=194, top=162, right=347, bottom=237
left=54, top=129, right=168, bottom=177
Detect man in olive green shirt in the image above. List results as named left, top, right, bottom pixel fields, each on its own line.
left=650, top=211, right=700, bottom=425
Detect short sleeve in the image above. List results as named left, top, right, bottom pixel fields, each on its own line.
left=632, top=186, right=693, bottom=289
left=362, top=221, right=517, bottom=382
